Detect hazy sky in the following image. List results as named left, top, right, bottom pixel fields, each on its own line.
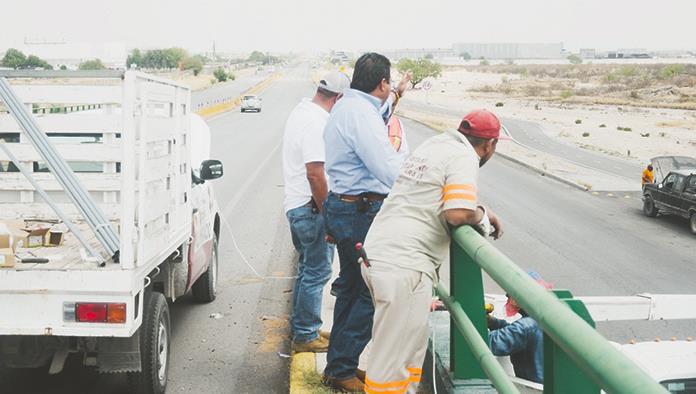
left=2, top=0, right=695, bottom=54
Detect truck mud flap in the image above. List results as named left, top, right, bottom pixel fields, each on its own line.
left=97, top=333, right=142, bottom=373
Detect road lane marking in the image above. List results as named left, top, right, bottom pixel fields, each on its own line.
left=222, top=141, right=282, bottom=218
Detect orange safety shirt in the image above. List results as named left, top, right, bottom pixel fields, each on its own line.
left=642, top=169, right=654, bottom=185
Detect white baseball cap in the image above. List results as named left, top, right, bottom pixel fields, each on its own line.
left=317, top=72, right=351, bottom=94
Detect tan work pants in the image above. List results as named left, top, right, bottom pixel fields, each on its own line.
left=361, top=262, right=433, bottom=394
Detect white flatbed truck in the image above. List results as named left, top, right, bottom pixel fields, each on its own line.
left=0, top=70, right=224, bottom=394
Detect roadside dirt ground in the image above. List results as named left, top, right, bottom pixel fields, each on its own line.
left=405, top=65, right=696, bottom=165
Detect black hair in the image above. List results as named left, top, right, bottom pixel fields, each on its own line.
left=351, top=52, right=391, bottom=94
left=464, top=134, right=493, bottom=147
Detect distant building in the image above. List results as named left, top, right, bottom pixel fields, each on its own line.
left=452, top=42, right=563, bottom=59
left=579, top=48, right=596, bottom=59
left=603, top=48, right=652, bottom=59
left=617, top=48, right=651, bottom=58
left=381, top=48, right=454, bottom=61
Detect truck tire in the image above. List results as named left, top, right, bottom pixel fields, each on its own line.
left=192, top=237, right=218, bottom=303
left=128, top=292, right=170, bottom=394
left=643, top=196, right=658, bottom=217
left=690, top=213, right=696, bottom=235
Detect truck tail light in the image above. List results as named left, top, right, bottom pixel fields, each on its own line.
left=107, top=303, right=126, bottom=323
left=71, top=303, right=126, bottom=323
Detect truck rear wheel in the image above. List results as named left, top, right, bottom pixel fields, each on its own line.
left=690, top=213, right=696, bottom=235
left=128, top=292, right=170, bottom=394
left=643, top=196, right=658, bottom=217
left=192, top=237, right=218, bottom=303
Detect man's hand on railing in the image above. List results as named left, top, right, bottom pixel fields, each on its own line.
left=488, top=208, right=503, bottom=240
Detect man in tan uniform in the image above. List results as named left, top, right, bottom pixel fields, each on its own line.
left=361, top=109, right=505, bottom=394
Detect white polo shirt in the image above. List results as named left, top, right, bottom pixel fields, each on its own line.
left=364, top=129, right=480, bottom=280
left=283, top=98, right=330, bottom=213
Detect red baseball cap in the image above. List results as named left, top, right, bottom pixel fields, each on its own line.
left=457, top=109, right=509, bottom=140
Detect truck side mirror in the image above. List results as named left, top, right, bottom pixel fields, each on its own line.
left=200, top=160, right=223, bottom=180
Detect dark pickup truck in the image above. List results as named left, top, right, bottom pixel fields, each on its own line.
left=643, top=168, right=696, bottom=234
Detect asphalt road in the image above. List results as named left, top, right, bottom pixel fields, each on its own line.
left=400, top=100, right=643, bottom=180
left=190, top=72, right=267, bottom=111
left=402, top=117, right=695, bottom=342
left=2, top=64, right=693, bottom=393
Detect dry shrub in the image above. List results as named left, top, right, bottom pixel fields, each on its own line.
left=524, top=85, right=543, bottom=96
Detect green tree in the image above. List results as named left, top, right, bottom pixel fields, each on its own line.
left=480, top=58, right=490, bottom=66
left=1, top=48, right=27, bottom=69
left=79, top=58, right=107, bottom=70
left=459, top=52, right=472, bottom=60
left=248, top=51, right=267, bottom=63
left=142, top=49, right=169, bottom=69
left=424, top=53, right=434, bottom=60
left=59, top=65, right=68, bottom=70
left=181, top=56, right=203, bottom=76
left=126, top=48, right=143, bottom=68
left=213, top=68, right=227, bottom=82
left=22, top=55, right=52, bottom=70
left=165, top=47, right=188, bottom=69
left=396, top=58, right=442, bottom=88
left=567, top=54, right=582, bottom=65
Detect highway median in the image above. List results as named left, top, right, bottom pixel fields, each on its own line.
left=195, top=72, right=282, bottom=119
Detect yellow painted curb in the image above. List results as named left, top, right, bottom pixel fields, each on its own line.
left=289, top=352, right=316, bottom=394
left=195, top=72, right=282, bottom=119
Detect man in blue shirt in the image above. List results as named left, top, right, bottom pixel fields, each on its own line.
left=322, top=52, right=409, bottom=392
left=487, top=272, right=551, bottom=384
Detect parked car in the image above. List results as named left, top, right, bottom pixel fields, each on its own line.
left=241, top=95, right=261, bottom=112
left=643, top=168, right=696, bottom=234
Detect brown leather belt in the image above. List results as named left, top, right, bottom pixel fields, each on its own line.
left=337, top=193, right=387, bottom=203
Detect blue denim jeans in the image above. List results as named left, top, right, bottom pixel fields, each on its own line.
left=287, top=205, right=334, bottom=343
left=322, top=192, right=383, bottom=379
left=489, top=317, right=544, bottom=383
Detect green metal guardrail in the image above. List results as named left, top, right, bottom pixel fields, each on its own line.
left=435, top=225, right=669, bottom=394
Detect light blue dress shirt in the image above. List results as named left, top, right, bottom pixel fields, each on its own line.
left=324, top=89, right=405, bottom=195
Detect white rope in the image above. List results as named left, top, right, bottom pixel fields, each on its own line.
left=220, top=213, right=296, bottom=280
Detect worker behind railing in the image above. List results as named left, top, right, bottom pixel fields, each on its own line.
left=487, top=271, right=553, bottom=384
left=360, top=109, right=507, bottom=394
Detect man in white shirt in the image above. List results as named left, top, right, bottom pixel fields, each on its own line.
left=283, top=72, right=350, bottom=353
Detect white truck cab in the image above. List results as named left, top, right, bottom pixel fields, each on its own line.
left=0, top=70, right=224, bottom=394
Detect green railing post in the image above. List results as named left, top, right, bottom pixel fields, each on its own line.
left=544, top=290, right=600, bottom=394
left=450, top=240, right=488, bottom=380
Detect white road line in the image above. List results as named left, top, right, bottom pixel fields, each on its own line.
left=221, top=141, right=282, bottom=218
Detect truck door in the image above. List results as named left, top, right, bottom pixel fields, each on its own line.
left=681, top=176, right=696, bottom=215
left=657, top=174, right=678, bottom=212
left=187, top=113, right=215, bottom=287
left=188, top=180, right=214, bottom=286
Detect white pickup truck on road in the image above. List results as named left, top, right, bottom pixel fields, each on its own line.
left=0, top=70, right=224, bottom=394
